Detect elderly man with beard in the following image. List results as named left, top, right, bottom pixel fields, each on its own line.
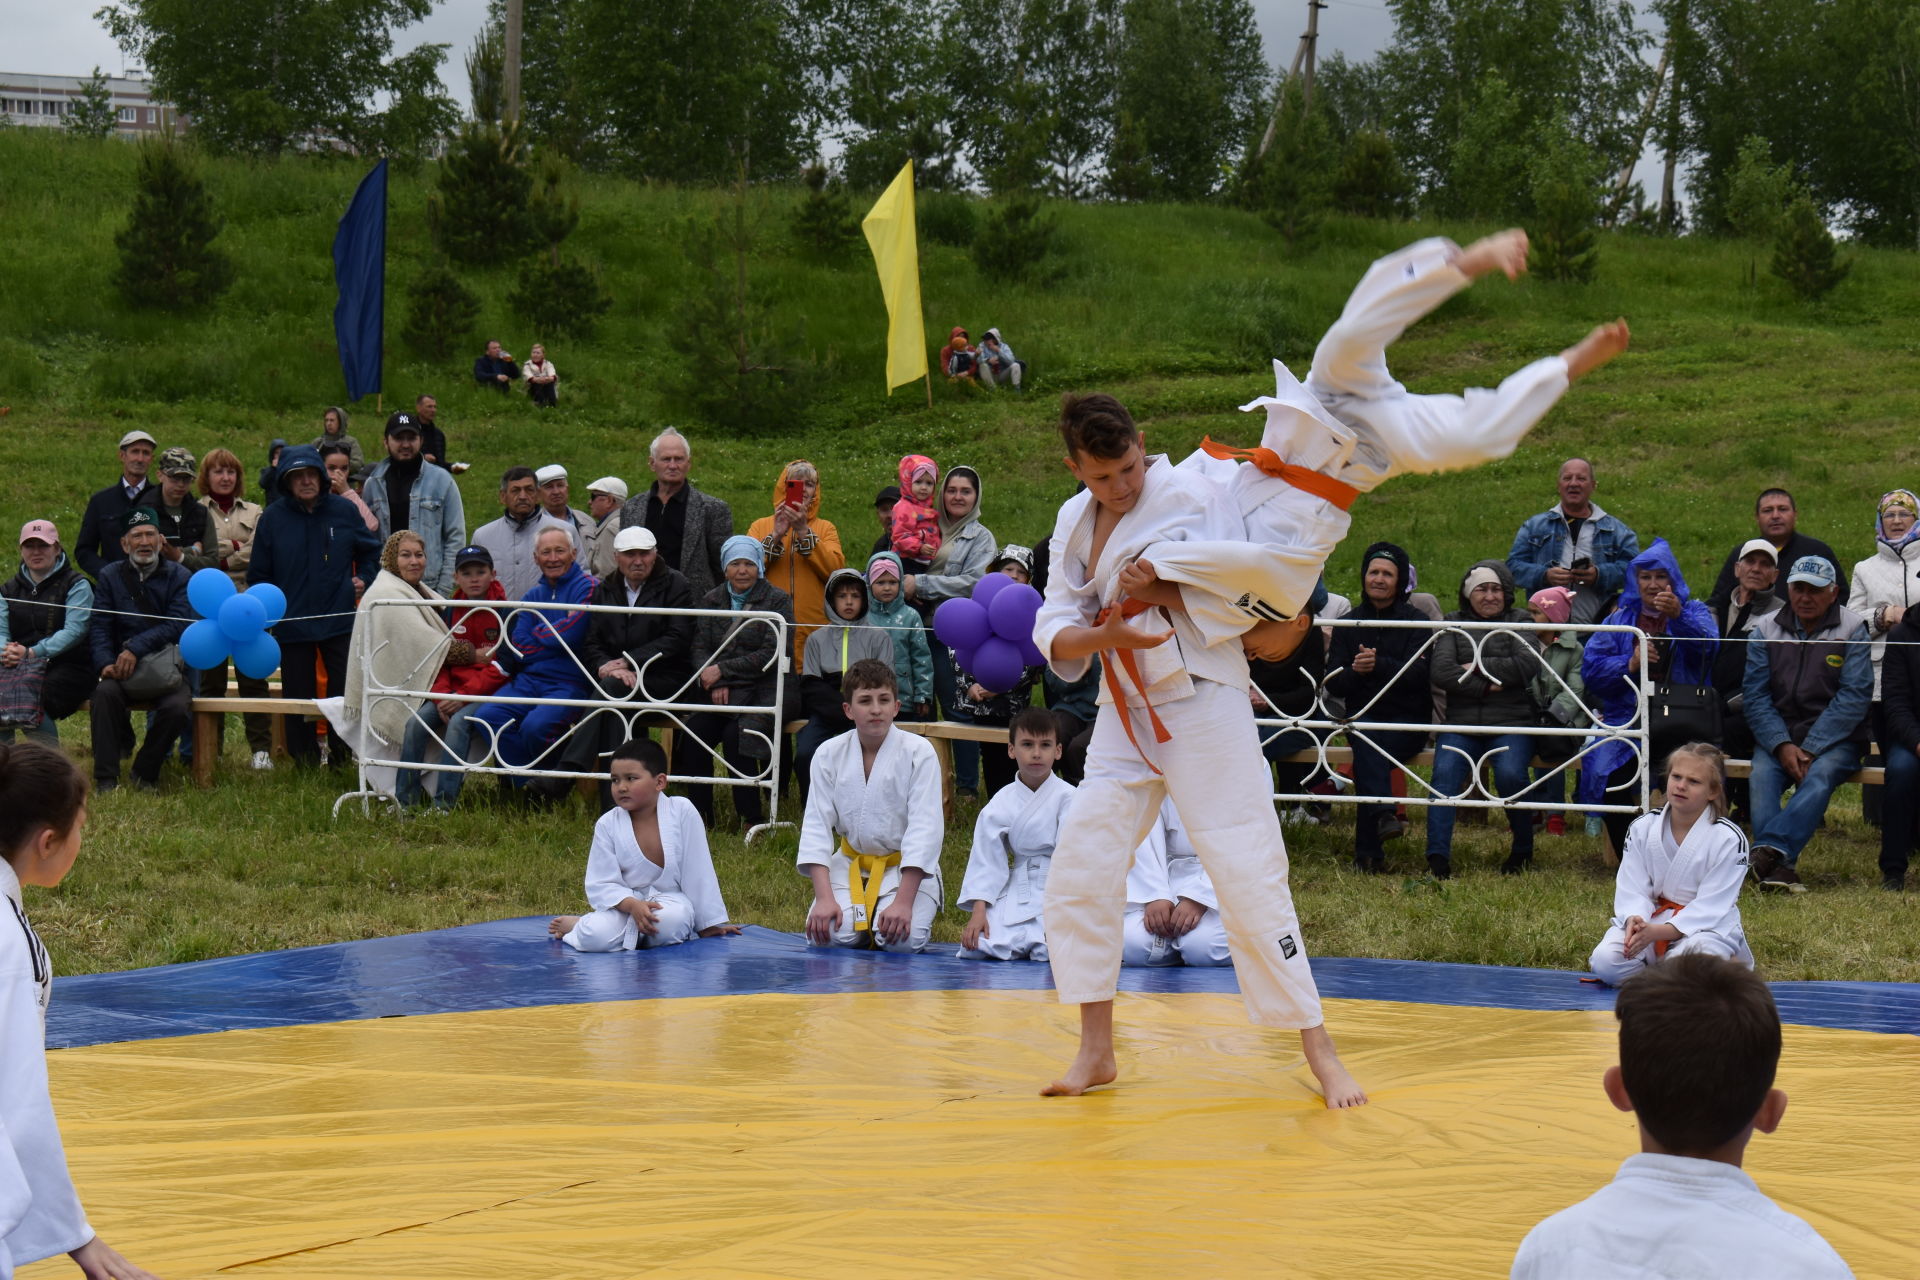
left=87, top=510, right=193, bottom=790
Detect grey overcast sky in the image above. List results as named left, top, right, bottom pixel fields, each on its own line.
left=8, top=0, right=1662, bottom=193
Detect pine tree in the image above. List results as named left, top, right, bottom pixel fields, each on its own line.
left=428, top=120, right=536, bottom=266
left=400, top=263, right=481, bottom=360
left=66, top=67, right=118, bottom=139
left=508, top=255, right=611, bottom=338
left=1770, top=197, right=1851, bottom=301
left=975, top=191, right=1058, bottom=282
left=1526, top=122, right=1603, bottom=283
left=1104, top=110, right=1155, bottom=201
left=1333, top=131, right=1411, bottom=219
left=112, top=133, right=233, bottom=311
left=1244, top=79, right=1334, bottom=247
left=789, top=164, right=859, bottom=261
left=1725, top=135, right=1796, bottom=286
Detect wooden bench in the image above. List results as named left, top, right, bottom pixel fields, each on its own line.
left=188, top=696, right=316, bottom=786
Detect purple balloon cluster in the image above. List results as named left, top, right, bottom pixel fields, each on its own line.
left=932, top=572, right=1046, bottom=694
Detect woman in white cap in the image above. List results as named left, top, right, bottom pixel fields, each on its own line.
left=1424, top=560, right=1546, bottom=878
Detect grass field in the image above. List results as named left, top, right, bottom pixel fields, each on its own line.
left=3, top=129, right=1917, bottom=982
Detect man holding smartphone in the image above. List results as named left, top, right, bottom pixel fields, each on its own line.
left=1508, top=456, right=1641, bottom=626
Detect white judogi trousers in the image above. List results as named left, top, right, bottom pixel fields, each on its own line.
left=1045, top=679, right=1323, bottom=1029
left=563, top=892, right=700, bottom=952
left=1121, top=908, right=1232, bottom=967
left=1587, top=923, right=1753, bottom=987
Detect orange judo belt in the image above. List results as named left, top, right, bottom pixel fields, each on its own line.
left=1098, top=597, right=1173, bottom=775
left=1199, top=436, right=1361, bottom=512
left=1651, top=896, right=1685, bottom=958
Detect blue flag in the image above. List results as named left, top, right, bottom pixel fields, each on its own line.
left=332, top=159, right=386, bottom=402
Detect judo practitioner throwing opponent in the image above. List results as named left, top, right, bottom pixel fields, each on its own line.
left=1037, top=230, right=1627, bottom=1106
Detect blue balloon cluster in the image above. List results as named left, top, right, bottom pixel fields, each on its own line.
left=932, top=572, right=1046, bottom=694
left=181, top=568, right=287, bottom=679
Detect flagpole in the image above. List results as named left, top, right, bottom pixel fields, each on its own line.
left=924, top=371, right=932, bottom=408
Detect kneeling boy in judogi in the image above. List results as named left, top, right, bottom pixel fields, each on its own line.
left=958, top=708, right=1074, bottom=961
left=549, top=738, right=740, bottom=951
left=799, top=658, right=945, bottom=952
left=1590, top=742, right=1754, bottom=987
left=1122, top=798, right=1232, bottom=968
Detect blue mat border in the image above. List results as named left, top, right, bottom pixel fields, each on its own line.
left=47, top=920, right=1920, bottom=1049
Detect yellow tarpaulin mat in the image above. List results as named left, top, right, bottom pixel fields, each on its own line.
left=27, top=991, right=1920, bottom=1279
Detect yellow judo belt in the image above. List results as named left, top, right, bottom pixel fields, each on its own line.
left=840, top=837, right=902, bottom=933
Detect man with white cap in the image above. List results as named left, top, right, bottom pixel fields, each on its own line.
left=76, top=429, right=160, bottom=577
left=581, top=476, right=628, bottom=579
left=0, top=520, right=97, bottom=745
left=1742, top=554, right=1873, bottom=891
left=363, top=411, right=468, bottom=595
left=473, top=466, right=582, bottom=600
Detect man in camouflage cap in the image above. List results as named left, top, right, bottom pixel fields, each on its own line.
left=153, top=446, right=215, bottom=571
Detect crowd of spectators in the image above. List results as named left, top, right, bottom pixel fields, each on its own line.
left=4, top=426, right=1909, bottom=892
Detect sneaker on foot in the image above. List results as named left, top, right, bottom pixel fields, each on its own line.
left=1377, top=815, right=1408, bottom=841
left=251, top=750, right=274, bottom=771
left=1546, top=815, right=1567, bottom=836
left=1425, top=852, right=1452, bottom=880
left=1882, top=872, right=1906, bottom=892
left=1760, top=861, right=1806, bottom=893
left=1584, top=815, right=1603, bottom=838
left=1748, top=845, right=1784, bottom=887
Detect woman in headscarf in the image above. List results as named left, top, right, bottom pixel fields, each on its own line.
left=748, top=459, right=844, bottom=669
left=1325, top=541, right=1432, bottom=873
left=902, top=464, right=995, bottom=795
left=1579, top=539, right=1719, bottom=859
left=685, top=535, right=795, bottom=830
left=324, top=530, right=452, bottom=797
left=1848, top=489, right=1920, bottom=824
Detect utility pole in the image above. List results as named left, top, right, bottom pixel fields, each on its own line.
left=504, top=0, right=524, bottom=125
left=1257, top=0, right=1326, bottom=162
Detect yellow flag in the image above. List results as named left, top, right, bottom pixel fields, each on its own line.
left=862, top=160, right=928, bottom=394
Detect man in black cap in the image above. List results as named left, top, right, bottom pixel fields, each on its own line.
left=76, top=429, right=160, bottom=577
left=364, top=411, right=467, bottom=595
left=872, top=484, right=900, bottom=556
left=87, top=509, right=193, bottom=789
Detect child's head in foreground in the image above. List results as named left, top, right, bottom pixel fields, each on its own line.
left=841, top=659, right=900, bottom=737
left=0, top=742, right=91, bottom=888
left=1609, top=953, right=1785, bottom=1161
left=1059, top=393, right=1146, bottom=512
left=609, top=738, right=670, bottom=812
left=1007, top=707, right=1061, bottom=785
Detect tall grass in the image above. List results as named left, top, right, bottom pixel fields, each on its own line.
left=4, top=128, right=1919, bottom=980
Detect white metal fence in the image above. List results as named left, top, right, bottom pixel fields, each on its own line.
left=332, top=597, right=790, bottom=839
left=1251, top=617, right=1656, bottom=814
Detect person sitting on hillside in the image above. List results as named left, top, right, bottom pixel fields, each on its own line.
left=938, top=326, right=979, bottom=382
left=312, top=405, right=366, bottom=476
left=473, top=339, right=521, bottom=393
left=523, top=342, right=559, bottom=407
left=977, top=327, right=1025, bottom=391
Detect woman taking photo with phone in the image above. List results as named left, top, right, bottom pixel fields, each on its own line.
left=748, top=460, right=844, bottom=670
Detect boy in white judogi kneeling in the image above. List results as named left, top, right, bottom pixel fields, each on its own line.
left=1123, top=229, right=1631, bottom=649
left=799, top=658, right=944, bottom=953
left=1590, top=742, right=1754, bottom=986
left=1512, top=954, right=1853, bottom=1279
left=1122, top=798, right=1232, bottom=968
left=549, top=738, right=740, bottom=951
left=958, top=708, right=1074, bottom=961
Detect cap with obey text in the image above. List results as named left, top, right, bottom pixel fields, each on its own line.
left=1786, top=555, right=1837, bottom=588
left=453, top=544, right=494, bottom=568
left=535, top=464, right=568, bottom=485
left=18, top=519, right=58, bottom=546
left=613, top=525, right=658, bottom=553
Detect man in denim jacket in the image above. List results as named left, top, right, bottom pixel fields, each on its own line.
left=1507, top=458, right=1640, bottom=625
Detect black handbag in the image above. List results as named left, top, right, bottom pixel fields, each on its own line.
left=1649, top=681, right=1723, bottom=750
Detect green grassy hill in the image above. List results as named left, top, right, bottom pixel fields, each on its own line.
left=4, top=129, right=1917, bottom=982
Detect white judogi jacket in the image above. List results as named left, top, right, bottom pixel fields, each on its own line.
left=1614, top=809, right=1748, bottom=942
left=958, top=772, right=1074, bottom=923
left=797, top=728, right=945, bottom=900
left=1148, top=238, right=1572, bottom=643
left=1511, top=1153, right=1854, bottom=1279
left=1034, top=455, right=1249, bottom=709
left=583, top=795, right=730, bottom=946
left=0, top=862, right=92, bottom=1272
